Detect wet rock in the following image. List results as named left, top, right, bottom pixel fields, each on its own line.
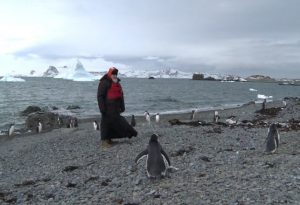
left=200, top=156, right=211, bottom=162
left=259, top=107, right=282, bottom=116
left=21, top=106, right=42, bottom=116
left=66, top=182, right=77, bottom=188
left=66, top=105, right=81, bottom=110
left=63, top=165, right=80, bottom=172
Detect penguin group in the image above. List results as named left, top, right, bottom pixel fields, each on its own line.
left=67, top=117, right=78, bottom=128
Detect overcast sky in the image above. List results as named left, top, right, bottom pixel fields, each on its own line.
left=1, top=0, right=300, bottom=78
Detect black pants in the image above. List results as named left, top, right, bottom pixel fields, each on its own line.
left=100, top=113, right=137, bottom=140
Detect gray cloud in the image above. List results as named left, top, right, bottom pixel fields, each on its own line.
left=8, top=0, right=300, bottom=78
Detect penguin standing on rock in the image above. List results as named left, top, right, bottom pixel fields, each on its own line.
left=135, top=134, right=177, bottom=178
left=8, top=124, right=15, bottom=136
left=131, top=115, right=136, bottom=127
left=36, top=121, right=42, bottom=133
left=265, top=123, right=280, bottom=153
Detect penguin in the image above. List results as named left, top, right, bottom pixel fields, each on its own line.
left=213, top=111, right=220, bottom=123
left=265, top=123, right=280, bottom=153
left=144, top=111, right=151, bottom=124
left=155, top=113, right=160, bottom=123
left=190, top=109, right=198, bottom=120
left=131, top=115, right=136, bottom=127
left=57, top=116, right=62, bottom=127
left=135, top=134, right=172, bottom=178
left=282, top=100, right=287, bottom=108
left=36, top=121, right=42, bottom=133
left=93, top=120, right=100, bottom=130
left=73, top=118, right=78, bottom=128
left=8, top=124, right=15, bottom=136
left=66, top=117, right=72, bottom=128
left=262, top=99, right=267, bottom=110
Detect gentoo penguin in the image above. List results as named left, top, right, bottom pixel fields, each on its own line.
left=8, top=124, right=15, bottom=136
left=282, top=100, right=287, bottom=108
left=262, top=99, right=267, bottom=110
left=36, top=121, right=42, bottom=133
left=93, top=120, right=100, bottom=130
left=131, top=115, right=136, bottom=127
left=66, top=117, right=72, bottom=128
left=265, top=123, right=280, bottom=153
left=135, top=134, right=171, bottom=178
left=155, top=113, right=160, bottom=123
left=190, top=109, right=198, bottom=120
left=73, top=118, right=78, bottom=128
left=144, top=111, right=151, bottom=124
left=213, top=111, right=220, bottom=123
left=57, top=116, right=62, bottom=127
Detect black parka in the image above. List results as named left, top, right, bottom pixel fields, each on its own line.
left=97, top=74, right=125, bottom=115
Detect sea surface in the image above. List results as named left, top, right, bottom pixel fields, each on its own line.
left=0, top=77, right=299, bottom=131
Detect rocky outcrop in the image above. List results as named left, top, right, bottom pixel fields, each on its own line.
left=246, top=75, right=275, bottom=82
left=25, top=112, right=78, bottom=131
left=43, top=66, right=59, bottom=77
left=192, top=74, right=204, bottom=80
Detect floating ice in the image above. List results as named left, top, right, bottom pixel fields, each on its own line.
left=249, top=88, right=258, bottom=92
left=257, top=94, right=273, bottom=99
left=0, top=75, right=25, bottom=82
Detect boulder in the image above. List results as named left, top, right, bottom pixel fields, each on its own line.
left=26, top=112, right=58, bottom=131
left=21, top=106, right=42, bottom=116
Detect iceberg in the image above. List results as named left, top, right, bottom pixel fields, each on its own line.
left=0, top=74, right=25, bottom=82
left=55, top=60, right=98, bottom=81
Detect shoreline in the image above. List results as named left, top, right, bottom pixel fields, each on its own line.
left=0, top=97, right=299, bottom=204
left=0, top=98, right=288, bottom=140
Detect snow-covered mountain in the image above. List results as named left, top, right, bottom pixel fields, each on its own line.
left=116, top=68, right=192, bottom=79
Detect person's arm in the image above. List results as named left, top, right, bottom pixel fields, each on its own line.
left=97, top=80, right=109, bottom=114
left=120, top=84, right=125, bottom=113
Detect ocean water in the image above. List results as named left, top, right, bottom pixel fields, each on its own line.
left=0, top=77, right=299, bottom=131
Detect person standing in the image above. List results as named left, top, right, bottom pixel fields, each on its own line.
left=97, top=67, right=137, bottom=148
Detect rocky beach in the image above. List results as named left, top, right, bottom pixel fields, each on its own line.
left=0, top=98, right=299, bottom=205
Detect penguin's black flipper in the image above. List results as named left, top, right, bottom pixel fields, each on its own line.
left=161, top=149, right=171, bottom=166
left=135, top=150, right=148, bottom=164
